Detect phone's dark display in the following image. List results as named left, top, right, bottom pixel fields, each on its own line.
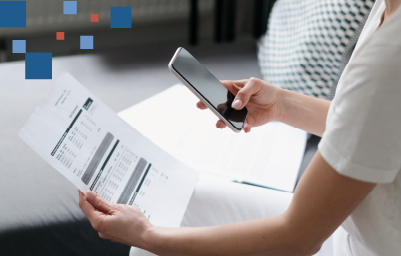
left=171, top=48, right=248, bottom=130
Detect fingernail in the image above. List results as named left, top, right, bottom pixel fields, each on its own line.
left=86, top=191, right=97, bottom=201
left=232, top=100, right=242, bottom=109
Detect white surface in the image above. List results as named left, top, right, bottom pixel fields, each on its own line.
left=119, top=84, right=307, bottom=192
left=18, top=73, right=198, bottom=227
left=319, top=0, right=401, bottom=255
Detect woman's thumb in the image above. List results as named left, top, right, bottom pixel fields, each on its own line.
left=231, top=78, right=260, bottom=110
left=86, top=191, right=113, bottom=213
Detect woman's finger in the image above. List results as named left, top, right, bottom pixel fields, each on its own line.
left=196, top=101, right=207, bottom=110
left=98, top=232, right=115, bottom=240
left=86, top=191, right=113, bottom=214
left=243, top=120, right=251, bottom=133
left=220, top=80, right=247, bottom=88
left=78, top=190, right=87, bottom=210
left=79, top=192, right=107, bottom=231
left=98, top=232, right=111, bottom=240
left=78, top=190, right=85, bottom=200
left=98, top=232, right=125, bottom=244
left=99, top=232, right=125, bottom=244
left=231, top=78, right=263, bottom=110
left=79, top=190, right=93, bottom=214
left=220, top=80, right=247, bottom=95
left=216, top=120, right=226, bottom=128
left=231, top=82, right=243, bottom=92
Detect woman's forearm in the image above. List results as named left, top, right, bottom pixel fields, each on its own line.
left=145, top=216, right=315, bottom=256
left=140, top=152, right=375, bottom=256
left=278, top=89, right=331, bottom=136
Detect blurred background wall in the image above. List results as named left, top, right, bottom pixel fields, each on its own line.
left=0, top=0, right=275, bottom=62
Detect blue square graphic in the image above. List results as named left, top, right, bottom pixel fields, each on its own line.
left=80, top=36, right=93, bottom=49
left=110, top=7, right=132, bottom=28
left=63, top=1, right=77, bottom=15
left=12, top=40, right=26, bottom=53
left=25, top=53, right=52, bottom=80
left=0, top=1, right=26, bottom=28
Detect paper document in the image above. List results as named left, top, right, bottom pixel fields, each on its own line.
left=19, top=74, right=199, bottom=227
left=119, top=85, right=307, bottom=192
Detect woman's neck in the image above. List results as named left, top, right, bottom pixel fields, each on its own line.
left=383, top=0, right=401, bottom=23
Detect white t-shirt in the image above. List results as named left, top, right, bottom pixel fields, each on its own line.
left=318, top=0, right=401, bottom=255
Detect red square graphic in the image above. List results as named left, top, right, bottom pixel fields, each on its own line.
left=91, top=14, right=99, bottom=22
left=56, top=32, right=64, bottom=40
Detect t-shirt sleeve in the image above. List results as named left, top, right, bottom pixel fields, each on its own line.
left=319, top=43, right=401, bottom=183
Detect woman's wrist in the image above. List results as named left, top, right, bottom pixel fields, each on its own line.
left=274, top=87, right=289, bottom=123
left=275, top=88, right=308, bottom=127
left=275, top=88, right=330, bottom=136
left=138, top=224, right=164, bottom=253
left=140, top=226, right=192, bottom=255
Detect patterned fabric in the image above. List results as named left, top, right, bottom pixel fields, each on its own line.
left=258, top=0, right=375, bottom=99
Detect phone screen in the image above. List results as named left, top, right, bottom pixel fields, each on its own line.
left=171, top=48, right=247, bottom=130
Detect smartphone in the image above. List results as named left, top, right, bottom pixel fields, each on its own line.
left=168, top=47, right=248, bottom=133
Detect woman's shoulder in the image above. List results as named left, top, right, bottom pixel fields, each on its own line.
left=371, top=4, right=401, bottom=47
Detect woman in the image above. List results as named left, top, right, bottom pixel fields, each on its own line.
left=79, top=0, right=401, bottom=255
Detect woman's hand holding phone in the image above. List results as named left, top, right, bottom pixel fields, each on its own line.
left=197, top=78, right=283, bottom=133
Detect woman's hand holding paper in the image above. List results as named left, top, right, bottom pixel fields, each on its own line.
left=78, top=190, right=153, bottom=249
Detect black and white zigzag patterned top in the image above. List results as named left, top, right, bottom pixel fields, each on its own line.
left=258, top=0, right=375, bottom=99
